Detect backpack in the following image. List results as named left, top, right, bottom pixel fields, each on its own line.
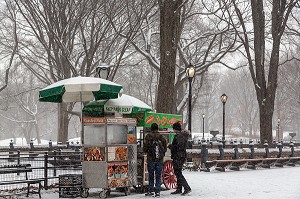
left=150, top=137, right=165, bottom=161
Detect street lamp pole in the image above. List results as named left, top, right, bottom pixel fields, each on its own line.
left=188, top=78, right=192, bottom=132
left=186, top=63, right=196, bottom=134
left=220, top=93, right=228, bottom=148
left=277, top=119, right=280, bottom=142
left=202, top=113, right=205, bottom=141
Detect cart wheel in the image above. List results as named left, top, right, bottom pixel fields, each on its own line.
left=99, top=190, right=108, bottom=199
left=99, top=189, right=110, bottom=199
left=124, top=187, right=129, bottom=196
left=106, top=189, right=111, bottom=197
left=80, top=188, right=89, bottom=198
left=162, top=160, right=177, bottom=190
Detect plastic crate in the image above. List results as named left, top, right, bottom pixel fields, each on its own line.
left=59, top=174, right=82, bottom=198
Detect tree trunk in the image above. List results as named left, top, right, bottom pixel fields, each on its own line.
left=34, top=121, right=41, bottom=144
left=156, top=0, right=182, bottom=114
left=259, top=103, right=273, bottom=144
left=233, top=0, right=296, bottom=146
left=57, top=103, right=69, bottom=143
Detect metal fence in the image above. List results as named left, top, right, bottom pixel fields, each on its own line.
left=0, top=149, right=82, bottom=191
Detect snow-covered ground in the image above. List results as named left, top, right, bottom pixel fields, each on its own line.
left=9, top=166, right=300, bottom=199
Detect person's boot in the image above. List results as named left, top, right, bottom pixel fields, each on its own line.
left=171, top=190, right=182, bottom=194
left=181, top=188, right=191, bottom=196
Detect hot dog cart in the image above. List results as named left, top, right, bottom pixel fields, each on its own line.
left=82, top=100, right=182, bottom=195
left=80, top=117, right=137, bottom=198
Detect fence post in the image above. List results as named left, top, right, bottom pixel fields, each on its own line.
left=29, top=140, right=35, bottom=160
left=44, top=152, right=48, bottom=190
left=49, top=140, right=53, bottom=151
left=17, top=150, right=21, bottom=175
left=247, top=141, right=256, bottom=169
left=75, top=145, right=80, bottom=161
left=249, top=141, right=255, bottom=159
left=200, top=142, right=208, bottom=167
left=263, top=140, right=269, bottom=158
left=289, top=141, right=294, bottom=157
left=53, top=150, right=57, bottom=177
left=232, top=141, right=239, bottom=159
left=9, top=140, right=15, bottom=162
left=217, top=141, right=224, bottom=160
left=239, top=139, right=243, bottom=149
left=17, top=150, right=20, bottom=165
left=277, top=142, right=283, bottom=158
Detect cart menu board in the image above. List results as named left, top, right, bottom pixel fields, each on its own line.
left=127, top=112, right=182, bottom=128
left=108, top=146, right=128, bottom=161
left=108, top=162, right=128, bottom=188
left=84, top=147, right=105, bottom=161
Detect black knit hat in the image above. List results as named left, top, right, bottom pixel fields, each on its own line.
left=172, top=121, right=181, bottom=131
left=151, top=123, right=158, bottom=131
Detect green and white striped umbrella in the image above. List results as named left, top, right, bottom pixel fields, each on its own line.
left=83, top=94, right=152, bottom=116
left=39, top=76, right=123, bottom=103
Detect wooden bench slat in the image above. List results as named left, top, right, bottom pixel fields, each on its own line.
left=0, top=164, right=31, bottom=169
left=0, top=168, right=32, bottom=174
left=0, top=179, right=42, bottom=185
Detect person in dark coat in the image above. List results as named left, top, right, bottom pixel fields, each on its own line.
left=143, top=123, right=167, bottom=198
left=169, top=121, right=191, bottom=195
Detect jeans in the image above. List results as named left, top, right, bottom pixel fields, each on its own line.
left=147, top=162, right=163, bottom=193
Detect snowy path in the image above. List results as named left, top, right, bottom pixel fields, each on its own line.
left=11, top=166, right=300, bottom=199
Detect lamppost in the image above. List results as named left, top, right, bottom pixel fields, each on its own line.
left=96, top=62, right=111, bottom=79
left=277, top=119, right=280, bottom=142
left=220, top=93, right=228, bottom=148
left=186, top=63, right=196, bottom=134
left=202, top=113, right=205, bottom=141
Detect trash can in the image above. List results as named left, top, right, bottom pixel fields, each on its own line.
left=59, top=174, right=82, bottom=198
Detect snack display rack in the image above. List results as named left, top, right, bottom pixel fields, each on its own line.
left=80, top=117, right=137, bottom=198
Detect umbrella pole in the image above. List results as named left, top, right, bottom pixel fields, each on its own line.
left=80, top=92, right=84, bottom=145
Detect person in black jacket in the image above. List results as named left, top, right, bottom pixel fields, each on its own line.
left=143, top=123, right=167, bottom=198
left=169, top=121, right=191, bottom=196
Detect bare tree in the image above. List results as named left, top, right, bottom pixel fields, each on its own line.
left=222, top=68, right=259, bottom=137
left=278, top=58, right=300, bottom=140
left=0, top=0, right=18, bottom=93
left=105, top=0, right=159, bottom=107
left=11, top=0, right=135, bottom=143
left=130, top=0, right=241, bottom=119
left=0, top=67, right=42, bottom=143
left=225, top=0, right=299, bottom=145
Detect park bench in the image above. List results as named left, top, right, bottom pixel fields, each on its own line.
left=287, top=157, right=300, bottom=166
left=202, top=157, right=300, bottom=172
left=0, top=164, right=42, bottom=198
left=200, top=159, right=233, bottom=172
